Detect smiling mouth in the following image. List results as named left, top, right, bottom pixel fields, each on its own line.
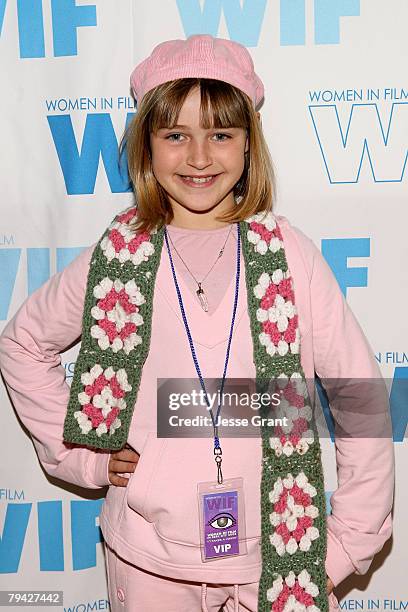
left=178, top=174, right=220, bottom=186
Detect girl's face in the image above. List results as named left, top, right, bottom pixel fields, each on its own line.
left=149, top=86, right=249, bottom=228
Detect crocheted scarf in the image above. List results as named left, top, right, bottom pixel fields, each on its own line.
left=63, top=205, right=328, bottom=612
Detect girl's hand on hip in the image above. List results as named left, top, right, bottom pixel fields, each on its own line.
left=108, top=444, right=140, bottom=486
left=327, top=576, right=334, bottom=594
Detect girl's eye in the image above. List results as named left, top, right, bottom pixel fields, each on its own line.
left=165, top=133, right=231, bottom=142
left=166, top=133, right=183, bottom=142
left=213, top=133, right=231, bottom=141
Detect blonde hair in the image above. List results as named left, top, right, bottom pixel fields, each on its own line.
left=120, top=78, right=276, bottom=233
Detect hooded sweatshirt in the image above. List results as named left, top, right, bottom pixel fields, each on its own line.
left=0, top=216, right=394, bottom=587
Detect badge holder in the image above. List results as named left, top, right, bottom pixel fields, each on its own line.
left=197, top=477, right=247, bottom=563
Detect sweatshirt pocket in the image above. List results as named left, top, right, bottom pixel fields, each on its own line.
left=127, top=437, right=262, bottom=548
left=125, top=432, right=166, bottom=521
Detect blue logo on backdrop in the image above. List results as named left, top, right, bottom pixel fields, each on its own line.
left=48, top=113, right=133, bottom=194
left=308, top=94, right=408, bottom=183
left=45, top=96, right=135, bottom=194
left=0, top=499, right=104, bottom=573
left=0, top=247, right=85, bottom=321
left=322, top=238, right=369, bottom=296
left=318, top=373, right=408, bottom=445
left=338, top=600, right=408, bottom=610
left=389, top=367, right=408, bottom=443
left=176, top=0, right=360, bottom=46
left=1, top=0, right=361, bottom=52
left=0, top=0, right=97, bottom=58
left=64, top=599, right=110, bottom=611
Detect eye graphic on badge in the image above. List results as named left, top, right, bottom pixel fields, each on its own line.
left=208, top=513, right=236, bottom=529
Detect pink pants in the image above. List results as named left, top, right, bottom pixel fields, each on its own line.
left=104, top=543, right=340, bottom=612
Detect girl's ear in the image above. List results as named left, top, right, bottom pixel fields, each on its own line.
left=244, top=127, right=250, bottom=154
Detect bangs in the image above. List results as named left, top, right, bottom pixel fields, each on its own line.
left=148, top=78, right=250, bottom=132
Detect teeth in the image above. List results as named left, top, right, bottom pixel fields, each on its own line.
left=183, top=176, right=215, bottom=183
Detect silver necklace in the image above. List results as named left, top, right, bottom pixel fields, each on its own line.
left=166, top=224, right=234, bottom=312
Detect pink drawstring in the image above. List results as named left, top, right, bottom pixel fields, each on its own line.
left=201, top=583, right=209, bottom=612
left=233, top=584, right=239, bottom=611
left=201, top=582, right=240, bottom=611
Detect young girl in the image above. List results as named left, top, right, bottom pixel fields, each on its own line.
left=0, top=35, right=394, bottom=612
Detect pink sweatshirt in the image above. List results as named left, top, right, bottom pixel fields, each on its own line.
left=0, top=215, right=394, bottom=587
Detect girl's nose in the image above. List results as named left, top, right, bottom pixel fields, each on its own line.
left=186, top=140, right=212, bottom=168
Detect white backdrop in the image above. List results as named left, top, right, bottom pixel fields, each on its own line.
left=0, top=1, right=406, bottom=610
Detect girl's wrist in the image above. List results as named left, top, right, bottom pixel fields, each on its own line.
left=326, top=576, right=335, bottom=594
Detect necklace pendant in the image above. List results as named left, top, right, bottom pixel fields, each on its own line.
left=196, top=284, right=209, bottom=312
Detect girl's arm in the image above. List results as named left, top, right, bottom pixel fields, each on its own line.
left=0, top=244, right=111, bottom=489
left=298, top=228, right=395, bottom=587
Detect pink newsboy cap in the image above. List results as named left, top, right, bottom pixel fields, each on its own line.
left=130, top=34, right=264, bottom=109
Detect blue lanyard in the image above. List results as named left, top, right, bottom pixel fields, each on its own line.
left=163, top=223, right=241, bottom=484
